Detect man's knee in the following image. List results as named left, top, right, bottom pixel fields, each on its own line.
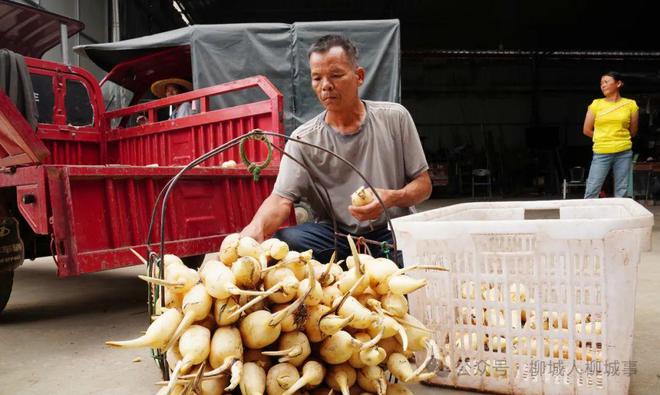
left=273, top=223, right=334, bottom=254
left=273, top=226, right=305, bottom=251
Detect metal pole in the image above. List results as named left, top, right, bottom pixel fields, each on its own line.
left=74, top=0, right=79, bottom=65
left=112, top=0, right=120, bottom=42
left=60, top=23, right=69, bottom=65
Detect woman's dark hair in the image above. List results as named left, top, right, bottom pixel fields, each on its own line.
left=308, top=34, right=359, bottom=67
left=602, top=71, right=622, bottom=82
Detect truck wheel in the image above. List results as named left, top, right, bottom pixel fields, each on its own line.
left=0, top=270, right=14, bottom=314
left=182, top=254, right=205, bottom=270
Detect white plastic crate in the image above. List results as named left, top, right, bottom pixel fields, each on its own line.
left=392, top=198, right=653, bottom=395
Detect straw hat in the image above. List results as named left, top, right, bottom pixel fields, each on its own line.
left=150, top=78, right=192, bottom=98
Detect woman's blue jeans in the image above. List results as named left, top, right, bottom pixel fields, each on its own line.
left=274, top=222, right=401, bottom=267
left=584, top=149, right=633, bottom=198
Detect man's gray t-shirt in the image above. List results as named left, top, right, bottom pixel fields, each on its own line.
left=273, top=100, right=428, bottom=234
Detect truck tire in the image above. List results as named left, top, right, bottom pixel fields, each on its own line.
left=182, top=254, right=205, bottom=270
left=0, top=270, right=14, bottom=314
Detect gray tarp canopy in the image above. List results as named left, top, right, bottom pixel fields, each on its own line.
left=74, top=20, right=400, bottom=133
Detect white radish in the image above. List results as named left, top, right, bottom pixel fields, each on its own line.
left=368, top=316, right=407, bottom=350
left=359, top=345, right=387, bottom=367
left=357, top=366, right=387, bottom=395
left=228, top=284, right=284, bottom=321
left=166, top=344, right=182, bottom=372
left=314, top=256, right=343, bottom=287
left=238, top=236, right=262, bottom=260
left=209, top=326, right=243, bottom=369
left=326, top=363, right=357, bottom=395
left=200, top=370, right=230, bottom=395
left=265, top=239, right=290, bottom=261
left=320, top=314, right=354, bottom=336
left=164, top=288, right=184, bottom=309
left=380, top=293, right=408, bottom=318
left=356, top=291, right=379, bottom=308
left=384, top=265, right=447, bottom=296
left=266, top=363, right=300, bottom=395
left=385, top=383, right=413, bottom=395
left=219, top=233, right=240, bottom=265
left=576, top=321, right=602, bottom=335
left=321, top=284, right=343, bottom=307
left=271, top=303, right=299, bottom=333
left=244, top=348, right=273, bottom=371
left=399, top=314, right=434, bottom=352
left=337, top=296, right=377, bottom=329
left=364, top=257, right=399, bottom=294
left=106, top=308, right=182, bottom=349
left=387, top=275, right=427, bottom=295
left=166, top=325, right=211, bottom=394
left=221, top=159, right=237, bottom=168
left=348, top=333, right=371, bottom=369
left=239, top=311, right=282, bottom=350
left=262, top=331, right=311, bottom=367
left=305, top=304, right=332, bottom=342
left=238, top=293, right=268, bottom=315
left=188, top=326, right=243, bottom=388
left=281, top=250, right=313, bottom=281
left=177, top=325, right=211, bottom=372
left=227, top=360, right=244, bottom=391
left=386, top=353, right=435, bottom=383
left=351, top=186, right=374, bottom=207
left=239, top=362, right=266, bottom=395
left=213, top=297, right=241, bottom=326
left=264, top=267, right=300, bottom=304
left=482, top=287, right=503, bottom=302
left=260, top=238, right=279, bottom=254
left=240, top=277, right=312, bottom=349
left=346, top=253, right=373, bottom=270
left=509, top=283, right=528, bottom=302
left=203, top=260, right=268, bottom=300
left=378, top=337, right=413, bottom=359
left=232, top=256, right=262, bottom=289
left=337, top=237, right=370, bottom=295
left=165, top=283, right=213, bottom=351
left=282, top=360, right=325, bottom=395
left=139, top=260, right=199, bottom=294
left=297, top=261, right=323, bottom=306
left=319, top=330, right=381, bottom=365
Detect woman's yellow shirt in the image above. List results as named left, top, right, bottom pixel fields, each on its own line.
left=588, top=98, right=639, bottom=154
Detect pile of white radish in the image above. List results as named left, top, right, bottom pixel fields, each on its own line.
left=448, top=281, right=604, bottom=372
left=108, top=234, right=447, bottom=395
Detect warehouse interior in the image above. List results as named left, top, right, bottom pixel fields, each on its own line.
left=17, top=0, right=660, bottom=198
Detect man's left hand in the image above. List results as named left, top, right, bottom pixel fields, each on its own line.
left=348, top=188, right=393, bottom=221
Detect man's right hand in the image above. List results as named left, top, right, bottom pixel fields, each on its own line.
left=239, top=222, right=265, bottom=242
left=240, top=193, right=294, bottom=242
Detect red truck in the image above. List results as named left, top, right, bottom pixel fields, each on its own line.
left=0, top=1, right=286, bottom=313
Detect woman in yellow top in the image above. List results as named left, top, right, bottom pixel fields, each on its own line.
left=582, top=71, right=639, bottom=198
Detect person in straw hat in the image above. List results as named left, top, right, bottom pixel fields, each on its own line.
left=150, top=78, right=193, bottom=120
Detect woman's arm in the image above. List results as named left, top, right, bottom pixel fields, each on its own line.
left=583, top=110, right=595, bottom=138
left=630, top=110, right=639, bottom=137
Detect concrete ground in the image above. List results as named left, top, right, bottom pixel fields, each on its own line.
left=1, top=199, right=659, bottom=395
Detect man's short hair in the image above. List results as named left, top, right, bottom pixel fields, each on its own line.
left=308, top=34, right=359, bottom=67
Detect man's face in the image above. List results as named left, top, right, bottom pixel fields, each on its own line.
left=310, top=46, right=364, bottom=112
left=165, top=84, right=181, bottom=97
